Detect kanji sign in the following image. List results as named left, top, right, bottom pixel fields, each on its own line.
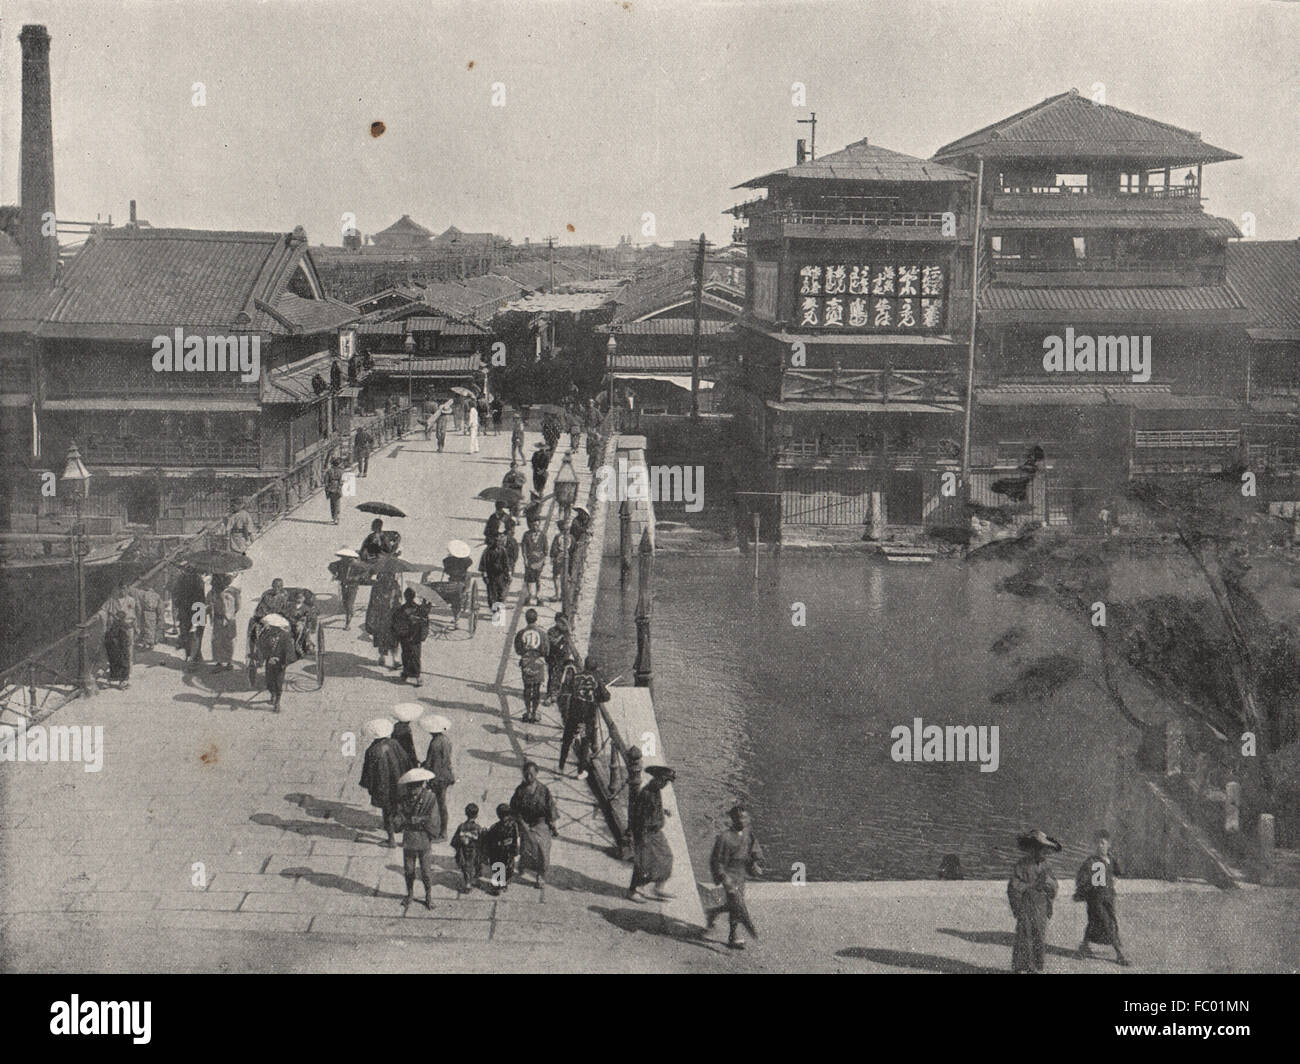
left=795, top=262, right=946, bottom=332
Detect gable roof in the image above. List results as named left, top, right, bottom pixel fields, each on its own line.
left=432, top=225, right=499, bottom=246
left=736, top=139, right=972, bottom=189
left=374, top=215, right=433, bottom=239
left=1227, top=240, right=1300, bottom=340
left=32, top=227, right=354, bottom=340
left=932, top=90, right=1240, bottom=164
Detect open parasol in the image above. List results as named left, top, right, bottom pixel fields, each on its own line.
left=477, top=486, right=523, bottom=505
left=184, top=549, right=254, bottom=574
left=356, top=501, right=406, bottom=518
left=450, top=386, right=477, bottom=398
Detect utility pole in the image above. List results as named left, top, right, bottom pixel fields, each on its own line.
left=546, top=235, right=555, bottom=291
left=797, top=111, right=817, bottom=161
left=689, top=232, right=706, bottom=421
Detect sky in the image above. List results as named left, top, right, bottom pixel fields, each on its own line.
left=0, top=0, right=1297, bottom=247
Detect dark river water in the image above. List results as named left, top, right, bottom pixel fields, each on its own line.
left=590, top=540, right=1138, bottom=881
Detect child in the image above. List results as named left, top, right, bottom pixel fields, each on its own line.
left=450, top=803, right=485, bottom=895
left=481, top=803, right=520, bottom=895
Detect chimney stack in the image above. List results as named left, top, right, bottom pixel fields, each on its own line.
left=19, top=25, right=57, bottom=288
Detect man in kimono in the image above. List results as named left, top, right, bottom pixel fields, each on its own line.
left=1075, top=829, right=1129, bottom=966
left=627, top=765, right=676, bottom=902
left=104, top=584, right=138, bottom=689
left=479, top=533, right=512, bottom=611
left=510, top=761, right=558, bottom=900
left=324, top=456, right=344, bottom=524
left=531, top=441, right=551, bottom=495
left=391, top=587, right=429, bottom=686
left=559, top=656, right=609, bottom=779
left=208, top=573, right=240, bottom=671
left=482, top=803, right=520, bottom=895
left=1008, top=829, right=1061, bottom=973
left=707, top=804, right=765, bottom=949
left=513, top=609, right=550, bottom=723
left=134, top=582, right=163, bottom=650
left=173, top=566, right=208, bottom=668
left=328, top=548, right=365, bottom=630
left=259, top=618, right=296, bottom=712
left=359, top=719, right=414, bottom=848
left=511, top=415, right=526, bottom=465
left=354, top=425, right=372, bottom=477
left=226, top=499, right=255, bottom=555
left=549, top=520, right=573, bottom=604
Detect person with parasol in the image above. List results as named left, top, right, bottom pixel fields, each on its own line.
left=208, top=572, right=241, bottom=672
left=393, top=766, right=440, bottom=910
left=1007, top=828, right=1061, bottom=973
left=359, top=717, right=413, bottom=848
left=509, top=761, right=558, bottom=900
left=356, top=503, right=405, bottom=668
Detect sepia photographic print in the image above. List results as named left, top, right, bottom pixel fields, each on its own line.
left=1, top=0, right=1297, bottom=1023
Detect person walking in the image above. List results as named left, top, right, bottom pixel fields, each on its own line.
left=706, top=804, right=766, bottom=949
left=104, top=583, right=138, bottom=689
left=513, top=608, right=550, bottom=723
left=434, top=405, right=448, bottom=452
left=510, top=761, right=558, bottom=900
left=521, top=517, right=548, bottom=607
left=490, top=395, right=504, bottom=435
left=467, top=401, right=480, bottom=453
left=440, top=540, right=473, bottom=628
left=627, top=764, right=676, bottom=902
left=324, top=457, right=344, bottom=524
left=174, top=565, right=207, bottom=668
left=226, top=498, right=255, bottom=555
left=531, top=441, right=551, bottom=495
left=134, top=580, right=163, bottom=651
left=395, top=768, right=440, bottom=910
left=354, top=425, right=372, bottom=477
left=1008, top=829, right=1061, bottom=973
left=479, top=533, right=512, bottom=611
left=359, top=718, right=413, bottom=848
left=544, top=613, right=575, bottom=706
left=420, top=715, right=455, bottom=840
left=558, top=656, right=609, bottom=779
left=259, top=614, right=295, bottom=712
left=511, top=415, right=527, bottom=465
left=328, top=548, right=364, bottom=629
left=208, top=573, right=240, bottom=671
left=391, top=587, right=430, bottom=686
left=365, top=568, right=404, bottom=669
left=549, top=520, right=572, bottom=604
left=1074, top=829, right=1129, bottom=966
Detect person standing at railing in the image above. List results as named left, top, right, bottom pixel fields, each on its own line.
left=558, top=656, right=609, bottom=780
left=354, top=425, right=372, bottom=478
left=104, top=583, right=138, bottom=690
left=226, top=499, right=255, bottom=555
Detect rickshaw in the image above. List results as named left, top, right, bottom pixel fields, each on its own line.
left=246, top=587, right=325, bottom=690
left=422, top=573, right=479, bottom=635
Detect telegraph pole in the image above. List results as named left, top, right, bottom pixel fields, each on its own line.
left=690, top=233, right=705, bottom=421
left=798, top=111, right=817, bottom=161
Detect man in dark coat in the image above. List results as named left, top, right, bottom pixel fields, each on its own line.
left=421, top=716, right=456, bottom=841
left=1075, top=829, right=1129, bottom=966
left=173, top=566, right=208, bottom=667
left=707, top=804, right=765, bottom=949
left=359, top=724, right=414, bottom=847
left=354, top=425, right=372, bottom=477
left=627, top=765, right=676, bottom=902
left=558, top=656, right=609, bottom=778
left=258, top=620, right=296, bottom=712
left=531, top=441, right=551, bottom=494
left=1008, top=829, right=1061, bottom=973
left=391, top=587, right=430, bottom=686
left=543, top=613, right=575, bottom=705
left=479, top=533, right=512, bottom=611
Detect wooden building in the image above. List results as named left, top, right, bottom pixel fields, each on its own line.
left=933, top=90, right=1249, bottom=528
left=354, top=308, right=492, bottom=405
left=729, top=138, right=974, bottom=533
left=598, top=319, right=735, bottom=415
left=1, top=225, right=358, bottom=532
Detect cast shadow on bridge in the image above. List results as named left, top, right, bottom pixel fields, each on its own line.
left=937, top=926, right=1078, bottom=960
left=835, top=946, right=1006, bottom=973
left=588, top=905, right=720, bottom=951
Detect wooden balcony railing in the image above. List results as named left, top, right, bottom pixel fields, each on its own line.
left=82, top=438, right=262, bottom=466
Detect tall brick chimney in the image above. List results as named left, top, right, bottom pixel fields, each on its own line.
left=19, top=25, right=56, bottom=288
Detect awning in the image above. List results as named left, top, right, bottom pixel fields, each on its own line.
left=262, top=352, right=335, bottom=404
left=765, top=399, right=962, bottom=413
left=613, top=373, right=715, bottom=391
left=40, top=396, right=261, bottom=412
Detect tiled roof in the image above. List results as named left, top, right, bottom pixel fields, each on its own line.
left=499, top=292, right=616, bottom=313
left=262, top=351, right=335, bottom=404
left=985, top=211, right=1241, bottom=237
left=1226, top=240, right=1300, bottom=338
left=975, top=384, right=1239, bottom=409
left=275, top=292, right=359, bottom=332
left=611, top=354, right=715, bottom=372
left=375, top=215, right=433, bottom=238
left=601, top=319, right=734, bottom=336
left=0, top=283, right=57, bottom=332
left=356, top=316, right=489, bottom=337
left=34, top=227, right=336, bottom=339
left=369, top=354, right=480, bottom=375
left=736, top=140, right=972, bottom=188
left=933, top=90, right=1240, bottom=163
left=979, top=284, right=1249, bottom=323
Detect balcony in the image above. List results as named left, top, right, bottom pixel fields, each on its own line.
left=81, top=438, right=262, bottom=467
left=992, top=186, right=1202, bottom=213
left=988, top=256, right=1225, bottom=287
left=744, top=207, right=962, bottom=244
left=774, top=436, right=959, bottom=469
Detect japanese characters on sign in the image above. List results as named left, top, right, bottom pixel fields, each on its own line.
left=795, top=263, right=946, bottom=331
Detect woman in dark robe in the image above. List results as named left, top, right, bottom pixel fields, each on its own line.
left=103, top=585, right=138, bottom=688
left=359, top=722, right=415, bottom=847
left=1075, top=829, right=1129, bottom=966
left=627, top=765, right=676, bottom=901
left=365, top=570, right=404, bottom=667
left=479, top=534, right=512, bottom=610
left=509, top=761, right=558, bottom=898
left=1007, top=830, right=1060, bottom=973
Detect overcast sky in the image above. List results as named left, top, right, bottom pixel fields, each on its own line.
left=1, top=0, right=1297, bottom=247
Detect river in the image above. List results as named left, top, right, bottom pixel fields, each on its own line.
left=590, top=541, right=1141, bottom=881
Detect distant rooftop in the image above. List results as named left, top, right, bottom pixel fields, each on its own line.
left=735, top=139, right=972, bottom=189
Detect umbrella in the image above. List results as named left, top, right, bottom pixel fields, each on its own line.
left=356, top=501, right=406, bottom=518
left=184, top=549, right=253, bottom=574
left=398, top=767, right=435, bottom=785
left=363, top=555, right=437, bottom=574
left=450, top=386, right=477, bottom=398
left=477, top=486, right=523, bottom=505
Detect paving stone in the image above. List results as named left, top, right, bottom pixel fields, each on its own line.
left=306, top=915, right=492, bottom=940
left=154, top=891, right=247, bottom=911
left=207, top=873, right=301, bottom=894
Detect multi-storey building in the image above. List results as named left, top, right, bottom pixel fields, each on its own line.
left=933, top=90, right=1249, bottom=527
left=729, top=139, right=974, bottom=532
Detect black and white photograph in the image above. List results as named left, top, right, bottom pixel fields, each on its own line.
left=0, top=0, right=1297, bottom=1009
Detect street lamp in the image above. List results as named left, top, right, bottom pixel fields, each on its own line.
left=554, top=452, right=579, bottom=617
left=606, top=333, right=617, bottom=417
left=59, top=442, right=96, bottom=697
left=404, top=330, right=416, bottom=429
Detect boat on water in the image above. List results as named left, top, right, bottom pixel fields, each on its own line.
left=0, top=535, right=137, bottom=571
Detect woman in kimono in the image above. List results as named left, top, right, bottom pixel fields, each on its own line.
left=208, top=573, right=240, bottom=671
left=359, top=719, right=415, bottom=848
left=1007, top=829, right=1060, bottom=973
left=365, top=569, right=403, bottom=668
left=1075, top=829, right=1129, bottom=966
left=103, top=584, right=138, bottom=689
left=509, top=761, right=558, bottom=899
left=627, top=765, right=676, bottom=901
left=134, top=582, right=162, bottom=650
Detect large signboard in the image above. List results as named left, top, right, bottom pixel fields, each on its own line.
left=795, top=262, right=946, bottom=332
left=753, top=261, right=779, bottom=322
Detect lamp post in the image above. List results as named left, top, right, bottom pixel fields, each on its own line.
left=633, top=527, right=653, bottom=687
left=60, top=442, right=96, bottom=697
left=404, top=330, right=416, bottom=426
left=554, top=452, right=579, bottom=617
left=606, top=333, right=617, bottom=420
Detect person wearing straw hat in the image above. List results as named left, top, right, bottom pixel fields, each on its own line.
left=706, top=804, right=765, bottom=949
left=627, top=765, right=676, bottom=903
left=359, top=718, right=413, bottom=848
left=394, top=767, right=439, bottom=909
left=441, top=541, right=473, bottom=628
left=391, top=702, right=422, bottom=766
left=420, top=714, right=455, bottom=841
left=259, top=614, right=295, bottom=712
left=328, top=548, right=364, bottom=630
left=1008, top=829, right=1061, bottom=973
left=510, top=762, right=558, bottom=899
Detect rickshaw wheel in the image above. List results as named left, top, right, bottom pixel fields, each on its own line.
left=467, top=580, right=478, bottom=636
left=314, top=621, right=326, bottom=688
